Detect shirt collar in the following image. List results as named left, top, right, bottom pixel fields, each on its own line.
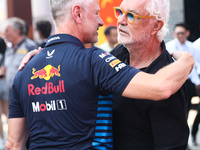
left=45, top=34, right=85, bottom=48
left=13, top=38, right=25, bottom=51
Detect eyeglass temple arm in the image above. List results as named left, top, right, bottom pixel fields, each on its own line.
left=136, top=15, right=155, bottom=19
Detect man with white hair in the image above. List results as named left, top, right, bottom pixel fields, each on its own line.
left=111, top=0, right=189, bottom=149
left=1, top=17, right=38, bottom=93
left=6, top=0, right=193, bottom=149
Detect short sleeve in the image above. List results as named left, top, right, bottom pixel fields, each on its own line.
left=90, top=48, right=140, bottom=95
left=9, top=72, right=25, bottom=118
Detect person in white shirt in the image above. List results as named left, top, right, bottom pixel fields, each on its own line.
left=193, top=38, right=200, bottom=49
left=166, top=23, right=200, bottom=113
left=99, top=26, right=118, bottom=52
left=193, top=37, right=200, bottom=75
left=191, top=37, right=200, bottom=146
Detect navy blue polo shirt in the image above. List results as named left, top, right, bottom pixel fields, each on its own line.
left=9, top=34, right=140, bottom=150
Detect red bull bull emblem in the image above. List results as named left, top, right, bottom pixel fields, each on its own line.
left=31, top=65, right=60, bottom=81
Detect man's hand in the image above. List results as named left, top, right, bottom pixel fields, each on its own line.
left=18, top=47, right=42, bottom=71
left=172, top=51, right=194, bottom=73
left=171, top=51, right=184, bottom=60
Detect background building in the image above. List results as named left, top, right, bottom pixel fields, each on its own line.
left=0, top=0, right=199, bottom=44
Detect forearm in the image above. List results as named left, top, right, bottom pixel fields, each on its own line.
left=18, top=48, right=42, bottom=71
left=6, top=141, right=27, bottom=150
left=6, top=118, right=29, bottom=150
left=156, top=51, right=194, bottom=96
left=122, top=51, right=194, bottom=101
left=147, top=51, right=194, bottom=100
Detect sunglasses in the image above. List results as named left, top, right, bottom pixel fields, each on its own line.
left=176, top=32, right=186, bottom=36
left=113, top=7, right=155, bottom=24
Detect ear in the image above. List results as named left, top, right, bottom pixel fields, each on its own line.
left=151, top=20, right=164, bottom=36
left=172, top=31, right=176, bottom=38
left=186, top=30, right=190, bottom=38
left=38, top=31, right=44, bottom=38
left=72, top=5, right=82, bottom=23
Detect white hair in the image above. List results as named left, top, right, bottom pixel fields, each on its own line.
left=145, top=0, right=170, bottom=42
left=6, top=17, right=26, bottom=36
left=49, top=0, right=93, bottom=26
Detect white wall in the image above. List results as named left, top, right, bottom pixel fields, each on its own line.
left=163, top=0, right=184, bottom=42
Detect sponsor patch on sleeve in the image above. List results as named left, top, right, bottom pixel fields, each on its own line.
left=98, top=52, right=126, bottom=72
left=109, top=59, right=121, bottom=68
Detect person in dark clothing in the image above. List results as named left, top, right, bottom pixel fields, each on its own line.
left=191, top=38, right=200, bottom=146
left=36, top=20, right=52, bottom=48
left=191, top=101, right=200, bottom=146
left=111, top=0, right=189, bottom=149
left=0, top=37, right=9, bottom=149
left=0, top=38, right=6, bottom=55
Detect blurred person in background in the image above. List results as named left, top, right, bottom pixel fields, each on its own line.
left=166, top=23, right=200, bottom=113
left=0, top=37, right=9, bottom=149
left=99, top=25, right=118, bottom=52
left=35, top=20, right=52, bottom=48
left=5, top=0, right=194, bottom=149
left=191, top=37, right=200, bottom=146
left=191, top=98, right=200, bottom=146
left=193, top=37, right=200, bottom=50
left=0, top=17, right=38, bottom=94
left=193, top=37, right=200, bottom=77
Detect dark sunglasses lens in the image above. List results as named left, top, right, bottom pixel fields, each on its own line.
left=127, top=12, right=134, bottom=23
left=177, top=32, right=186, bottom=36
left=115, top=8, right=122, bottom=18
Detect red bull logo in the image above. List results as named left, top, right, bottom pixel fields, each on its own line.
left=31, top=65, right=60, bottom=81
left=28, top=80, right=65, bottom=96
